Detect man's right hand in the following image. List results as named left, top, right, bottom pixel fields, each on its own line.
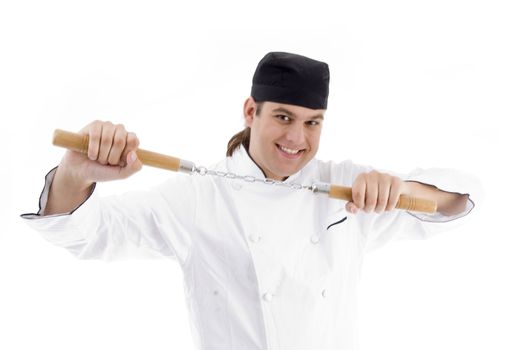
left=43, top=121, right=143, bottom=215
left=62, top=121, right=143, bottom=184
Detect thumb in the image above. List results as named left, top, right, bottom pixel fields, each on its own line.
left=345, top=202, right=359, bottom=214
left=119, top=151, right=143, bottom=178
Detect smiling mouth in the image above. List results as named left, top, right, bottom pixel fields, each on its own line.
left=276, top=144, right=305, bottom=157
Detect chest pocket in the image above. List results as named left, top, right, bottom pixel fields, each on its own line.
left=318, top=210, right=356, bottom=272
left=290, top=210, right=349, bottom=283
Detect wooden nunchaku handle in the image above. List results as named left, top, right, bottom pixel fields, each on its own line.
left=329, top=185, right=437, bottom=213
left=52, top=129, right=186, bottom=172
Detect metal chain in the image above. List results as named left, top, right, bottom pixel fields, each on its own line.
left=193, top=165, right=311, bottom=191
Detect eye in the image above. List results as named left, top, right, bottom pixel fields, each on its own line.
left=306, top=120, right=321, bottom=126
left=275, top=114, right=291, bottom=122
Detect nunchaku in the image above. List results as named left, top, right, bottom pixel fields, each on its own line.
left=52, top=129, right=437, bottom=213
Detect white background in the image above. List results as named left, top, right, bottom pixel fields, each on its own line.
left=1, top=0, right=524, bottom=349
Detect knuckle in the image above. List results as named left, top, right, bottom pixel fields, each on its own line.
left=367, top=186, right=378, bottom=197
left=100, top=136, right=112, bottom=147
left=90, top=120, right=103, bottom=128
left=365, top=175, right=377, bottom=186
left=116, top=124, right=127, bottom=134
left=89, top=124, right=101, bottom=136
left=375, top=200, right=388, bottom=213
left=113, top=137, right=125, bottom=148
left=369, top=170, right=380, bottom=178
left=89, top=132, right=100, bottom=142
left=365, top=195, right=377, bottom=206
left=89, top=132, right=101, bottom=143
left=352, top=187, right=363, bottom=196
left=127, top=132, right=139, bottom=147
left=364, top=198, right=376, bottom=210
left=352, top=191, right=364, bottom=204
left=391, top=176, right=402, bottom=188
left=356, top=173, right=366, bottom=181
left=377, top=197, right=388, bottom=207
left=88, top=139, right=100, bottom=157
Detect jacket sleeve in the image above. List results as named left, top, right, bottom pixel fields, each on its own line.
left=20, top=167, right=197, bottom=265
left=327, top=161, right=482, bottom=252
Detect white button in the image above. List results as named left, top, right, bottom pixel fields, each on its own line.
left=263, top=292, right=273, bottom=302
left=250, top=234, right=262, bottom=243
left=321, top=289, right=327, bottom=298
left=310, top=235, right=320, bottom=244
left=232, top=182, right=242, bottom=190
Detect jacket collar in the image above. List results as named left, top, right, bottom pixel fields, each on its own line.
left=227, top=145, right=315, bottom=185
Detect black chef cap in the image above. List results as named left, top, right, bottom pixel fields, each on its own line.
left=251, top=52, right=330, bottom=110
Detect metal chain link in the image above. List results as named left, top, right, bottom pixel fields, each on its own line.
left=193, top=166, right=310, bottom=191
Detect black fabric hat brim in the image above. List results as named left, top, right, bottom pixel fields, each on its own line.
left=251, top=84, right=328, bottom=110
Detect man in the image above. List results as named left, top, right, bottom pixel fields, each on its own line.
left=22, top=52, right=476, bottom=350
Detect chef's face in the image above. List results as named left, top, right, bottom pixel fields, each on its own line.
left=244, top=97, right=324, bottom=180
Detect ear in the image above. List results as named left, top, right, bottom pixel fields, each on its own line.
left=243, top=96, right=257, bottom=127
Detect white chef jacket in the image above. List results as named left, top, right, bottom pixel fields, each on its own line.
left=22, top=145, right=477, bottom=350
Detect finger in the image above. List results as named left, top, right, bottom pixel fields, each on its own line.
left=108, top=124, right=127, bottom=166
left=352, top=175, right=366, bottom=209
left=345, top=202, right=359, bottom=214
left=87, top=121, right=103, bottom=161
left=364, top=176, right=378, bottom=213
left=98, top=122, right=116, bottom=165
left=375, top=175, right=390, bottom=213
left=121, top=132, right=140, bottom=166
left=386, top=177, right=403, bottom=211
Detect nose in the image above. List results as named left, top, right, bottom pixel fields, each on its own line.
left=285, top=123, right=305, bottom=145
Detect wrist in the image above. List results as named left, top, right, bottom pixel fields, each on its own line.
left=54, top=165, right=93, bottom=193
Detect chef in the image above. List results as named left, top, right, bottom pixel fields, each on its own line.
left=22, top=52, right=477, bottom=350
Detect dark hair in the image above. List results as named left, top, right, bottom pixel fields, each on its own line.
left=226, top=102, right=264, bottom=156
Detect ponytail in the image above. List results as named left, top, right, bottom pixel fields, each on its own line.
left=226, top=102, right=264, bottom=156
left=226, top=127, right=251, bottom=156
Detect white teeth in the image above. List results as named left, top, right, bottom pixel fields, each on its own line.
left=279, top=145, right=301, bottom=154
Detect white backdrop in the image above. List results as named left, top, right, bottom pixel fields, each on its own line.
left=1, top=0, right=524, bottom=349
